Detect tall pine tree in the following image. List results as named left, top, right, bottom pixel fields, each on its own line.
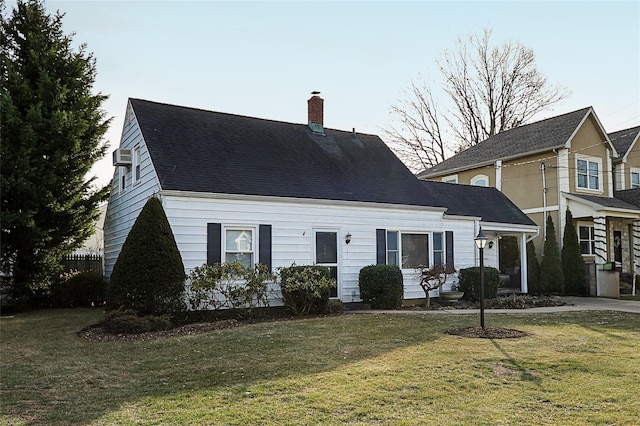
left=1, top=0, right=110, bottom=298
left=562, top=208, right=587, bottom=295
left=539, top=215, right=565, bottom=295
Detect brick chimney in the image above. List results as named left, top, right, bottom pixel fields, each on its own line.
left=307, top=92, right=324, bottom=135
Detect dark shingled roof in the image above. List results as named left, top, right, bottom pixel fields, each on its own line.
left=608, top=126, right=640, bottom=162
left=131, top=98, right=536, bottom=226
left=614, top=189, right=640, bottom=209
left=419, top=107, right=592, bottom=177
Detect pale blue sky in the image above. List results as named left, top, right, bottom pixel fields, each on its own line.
left=16, top=1, right=640, bottom=187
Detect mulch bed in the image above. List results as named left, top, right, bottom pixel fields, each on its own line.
left=446, top=326, right=531, bottom=339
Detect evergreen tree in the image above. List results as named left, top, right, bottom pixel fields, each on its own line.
left=562, top=208, right=587, bottom=295
left=526, top=240, right=540, bottom=295
left=108, top=197, right=186, bottom=316
left=1, top=0, right=110, bottom=298
left=539, top=215, right=565, bottom=295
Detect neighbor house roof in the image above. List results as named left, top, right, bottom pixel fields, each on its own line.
left=564, top=192, right=640, bottom=213
left=608, top=126, right=640, bottom=163
left=419, top=107, right=600, bottom=178
left=614, top=188, right=640, bottom=208
left=130, top=98, right=536, bottom=226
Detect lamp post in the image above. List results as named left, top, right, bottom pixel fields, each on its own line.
left=474, top=229, right=488, bottom=329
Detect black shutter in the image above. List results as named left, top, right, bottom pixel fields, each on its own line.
left=259, top=224, right=272, bottom=271
left=376, top=229, right=387, bottom=264
left=446, top=231, right=454, bottom=267
left=207, top=223, right=222, bottom=265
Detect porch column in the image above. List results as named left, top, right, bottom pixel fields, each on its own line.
left=593, top=216, right=608, bottom=265
left=633, top=220, right=640, bottom=273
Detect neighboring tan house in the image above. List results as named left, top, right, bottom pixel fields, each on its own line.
left=419, top=107, right=640, bottom=297
left=73, top=203, right=107, bottom=256
left=103, top=95, right=537, bottom=305
left=610, top=126, right=640, bottom=191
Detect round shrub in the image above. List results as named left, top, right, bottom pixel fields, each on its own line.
left=458, top=266, right=499, bottom=301
left=278, top=265, right=335, bottom=315
left=107, top=197, right=186, bottom=317
left=358, top=264, right=404, bottom=309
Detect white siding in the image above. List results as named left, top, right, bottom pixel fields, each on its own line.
left=103, top=102, right=161, bottom=279
left=161, top=193, right=481, bottom=303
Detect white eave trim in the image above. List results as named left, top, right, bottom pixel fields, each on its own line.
left=158, top=190, right=449, bottom=213
left=480, top=221, right=539, bottom=234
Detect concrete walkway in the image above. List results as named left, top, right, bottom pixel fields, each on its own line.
left=345, top=297, right=640, bottom=315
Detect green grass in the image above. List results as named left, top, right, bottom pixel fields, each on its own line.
left=621, top=294, right=640, bottom=301
left=1, top=309, right=639, bottom=425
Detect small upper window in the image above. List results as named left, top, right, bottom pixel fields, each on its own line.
left=442, top=175, right=458, bottom=184
left=471, top=175, right=489, bottom=187
left=577, top=157, right=600, bottom=190
left=631, top=168, right=640, bottom=189
left=133, top=147, right=141, bottom=183
left=120, top=170, right=126, bottom=193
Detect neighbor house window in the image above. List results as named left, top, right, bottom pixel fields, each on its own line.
left=225, top=228, right=254, bottom=269
left=442, top=175, right=458, bottom=184
left=401, top=233, right=429, bottom=269
left=577, top=157, right=601, bottom=190
left=387, top=231, right=399, bottom=266
left=631, top=168, right=640, bottom=189
left=133, top=147, right=141, bottom=183
left=578, top=225, right=595, bottom=255
left=471, top=174, right=489, bottom=187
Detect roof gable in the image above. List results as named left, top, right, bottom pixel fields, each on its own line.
left=608, top=126, right=640, bottom=162
left=419, top=107, right=596, bottom=177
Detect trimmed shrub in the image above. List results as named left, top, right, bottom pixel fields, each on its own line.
left=107, top=197, right=186, bottom=317
left=458, top=266, right=499, bottom=301
left=188, top=261, right=273, bottom=318
left=54, top=270, right=105, bottom=307
left=562, top=209, right=586, bottom=295
left=99, top=309, right=172, bottom=334
left=278, top=265, right=335, bottom=316
left=526, top=240, right=541, bottom=295
left=540, top=215, right=565, bottom=295
left=358, top=264, right=404, bottom=309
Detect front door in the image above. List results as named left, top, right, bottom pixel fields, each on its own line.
left=614, top=230, right=622, bottom=270
left=314, top=230, right=339, bottom=298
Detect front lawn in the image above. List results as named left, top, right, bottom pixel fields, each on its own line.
left=1, top=308, right=639, bottom=425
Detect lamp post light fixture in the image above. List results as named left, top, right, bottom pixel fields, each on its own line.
left=474, top=228, right=488, bottom=329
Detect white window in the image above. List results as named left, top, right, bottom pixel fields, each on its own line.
left=576, top=156, right=601, bottom=191
left=442, top=175, right=458, bottom=184
left=401, top=233, right=429, bottom=269
left=225, top=228, right=254, bottom=269
left=578, top=225, right=595, bottom=255
left=133, top=147, right=141, bottom=183
left=386, top=231, right=399, bottom=266
left=119, top=169, right=126, bottom=193
left=432, top=232, right=444, bottom=266
left=471, top=174, right=489, bottom=187
left=631, top=168, right=640, bottom=189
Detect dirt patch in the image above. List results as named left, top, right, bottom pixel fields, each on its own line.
left=445, top=326, right=531, bottom=339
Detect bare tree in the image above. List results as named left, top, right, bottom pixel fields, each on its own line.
left=385, top=28, right=570, bottom=171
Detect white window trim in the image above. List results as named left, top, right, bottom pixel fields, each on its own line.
left=630, top=167, right=640, bottom=189
left=577, top=223, right=595, bottom=256
left=119, top=168, right=127, bottom=193
left=133, top=146, right=142, bottom=185
left=223, top=225, right=257, bottom=268
left=575, top=154, right=603, bottom=193
left=442, top=174, right=458, bottom=184
left=471, top=174, right=489, bottom=187
left=395, top=231, right=447, bottom=270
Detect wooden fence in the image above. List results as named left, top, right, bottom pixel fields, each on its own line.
left=64, top=254, right=103, bottom=275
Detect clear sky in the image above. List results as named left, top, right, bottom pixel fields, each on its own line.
left=13, top=0, right=640, bottom=188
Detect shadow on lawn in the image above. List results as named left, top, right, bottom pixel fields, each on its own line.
left=490, top=339, right=542, bottom=386
left=1, top=310, right=450, bottom=425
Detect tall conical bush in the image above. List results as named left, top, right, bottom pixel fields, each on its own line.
left=526, top=240, right=541, bottom=295
left=562, top=208, right=586, bottom=295
left=108, top=196, right=186, bottom=316
left=539, top=215, right=564, bottom=295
